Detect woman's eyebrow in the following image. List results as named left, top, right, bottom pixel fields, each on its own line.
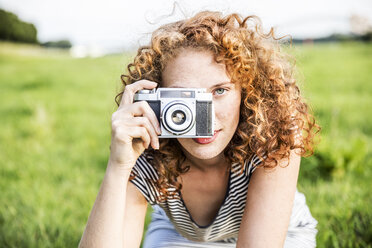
left=169, top=81, right=232, bottom=88
left=210, top=82, right=232, bottom=88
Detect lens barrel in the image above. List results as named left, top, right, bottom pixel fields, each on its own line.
left=162, top=102, right=194, bottom=135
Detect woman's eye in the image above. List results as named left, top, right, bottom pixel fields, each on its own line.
left=214, top=88, right=226, bottom=96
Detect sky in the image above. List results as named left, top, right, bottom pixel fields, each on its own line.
left=1, top=0, right=371, bottom=52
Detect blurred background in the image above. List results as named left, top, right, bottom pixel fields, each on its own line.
left=0, top=0, right=371, bottom=247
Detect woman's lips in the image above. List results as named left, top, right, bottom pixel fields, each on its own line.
left=192, top=130, right=221, bottom=144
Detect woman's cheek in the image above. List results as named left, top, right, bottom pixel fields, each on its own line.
left=215, top=98, right=240, bottom=122
left=214, top=101, right=227, bottom=122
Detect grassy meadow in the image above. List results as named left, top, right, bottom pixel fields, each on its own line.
left=0, top=41, right=371, bottom=247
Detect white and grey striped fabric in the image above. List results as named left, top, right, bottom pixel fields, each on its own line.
left=129, top=154, right=318, bottom=247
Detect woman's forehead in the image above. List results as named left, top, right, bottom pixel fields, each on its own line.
left=166, top=81, right=234, bottom=89
left=161, top=49, right=230, bottom=88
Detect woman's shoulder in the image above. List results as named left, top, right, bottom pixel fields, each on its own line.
left=131, top=152, right=158, bottom=180
left=129, top=152, right=160, bottom=205
left=231, top=153, right=264, bottom=177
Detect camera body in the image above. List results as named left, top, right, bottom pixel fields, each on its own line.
left=134, top=88, right=214, bottom=138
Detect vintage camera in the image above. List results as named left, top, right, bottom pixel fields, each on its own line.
left=134, top=88, right=214, bottom=138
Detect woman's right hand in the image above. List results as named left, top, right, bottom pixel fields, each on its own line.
left=109, top=80, right=161, bottom=171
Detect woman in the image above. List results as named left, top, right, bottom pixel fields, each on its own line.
left=79, top=11, right=320, bottom=248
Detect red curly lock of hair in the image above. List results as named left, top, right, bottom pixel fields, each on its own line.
left=115, top=11, right=320, bottom=203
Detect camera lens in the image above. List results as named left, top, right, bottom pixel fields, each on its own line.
left=171, top=110, right=186, bottom=125
left=162, top=101, right=194, bottom=135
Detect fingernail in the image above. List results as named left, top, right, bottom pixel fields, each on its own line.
left=155, top=142, right=159, bottom=150
left=157, top=126, right=161, bottom=134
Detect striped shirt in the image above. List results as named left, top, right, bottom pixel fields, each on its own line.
left=129, top=153, right=263, bottom=243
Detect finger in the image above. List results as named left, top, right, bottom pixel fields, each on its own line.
left=130, top=117, right=159, bottom=149
left=130, top=101, right=161, bottom=134
left=120, top=80, right=158, bottom=107
left=130, top=126, right=151, bottom=149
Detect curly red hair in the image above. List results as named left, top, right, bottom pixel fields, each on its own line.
left=115, top=11, right=320, bottom=202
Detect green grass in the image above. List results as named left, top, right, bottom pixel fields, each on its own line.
left=0, top=41, right=371, bottom=247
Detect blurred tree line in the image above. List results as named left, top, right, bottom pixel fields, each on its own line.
left=0, top=8, right=72, bottom=48
left=41, top=40, right=72, bottom=49
left=0, top=8, right=38, bottom=43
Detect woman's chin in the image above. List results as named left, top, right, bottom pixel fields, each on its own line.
left=177, top=139, right=224, bottom=160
